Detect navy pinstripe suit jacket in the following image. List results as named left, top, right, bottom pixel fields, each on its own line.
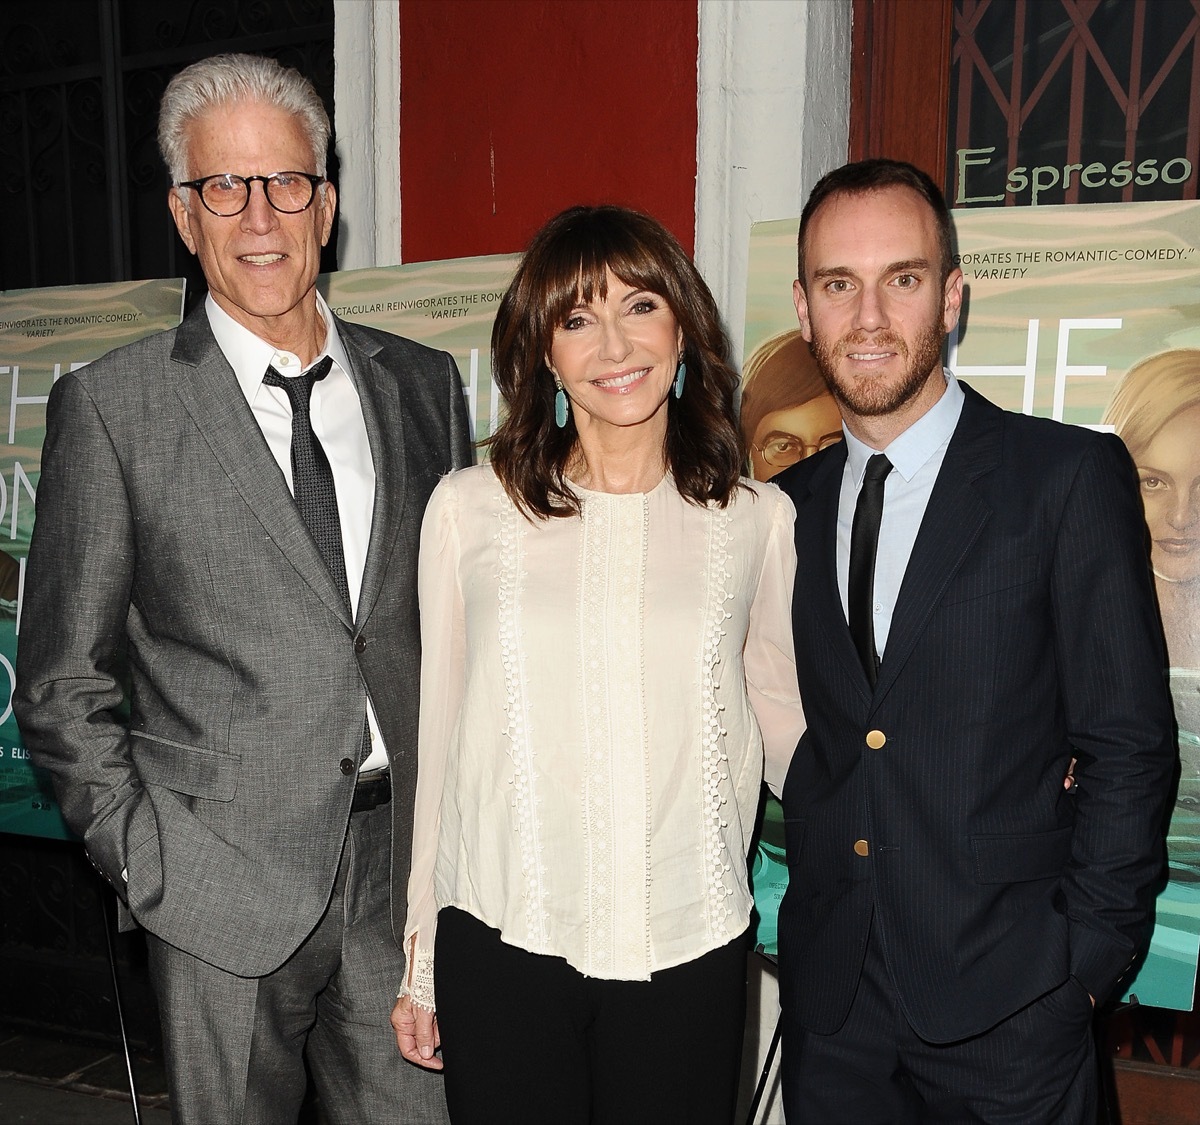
left=775, top=382, right=1174, bottom=1043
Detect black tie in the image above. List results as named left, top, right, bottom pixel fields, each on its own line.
left=848, top=453, right=892, bottom=687
left=263, top=357, right=351, bottom=610
left=265, top=357, right=372, bottom=765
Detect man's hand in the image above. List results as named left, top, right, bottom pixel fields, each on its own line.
left=391, top=994, right=443, bottom=1071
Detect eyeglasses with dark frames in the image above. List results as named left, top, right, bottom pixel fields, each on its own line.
left=753, top=431, right=842, bottom=469
left=176, top=172, right=325, bottom=217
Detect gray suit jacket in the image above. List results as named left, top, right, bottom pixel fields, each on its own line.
left=14, top=305, right=472, bottom=976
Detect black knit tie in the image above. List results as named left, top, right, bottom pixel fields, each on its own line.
left=263, top=356, right=350, bottom=609
left=848, top=454, right=892, bottom=687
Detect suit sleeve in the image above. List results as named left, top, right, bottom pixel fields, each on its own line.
left=443, top=352, right=473, bottom=470
left=1052, top=434, right=1174, bottom=1002
left=401, top=473, right=466, bottom=1009
left=14, top=373, right=144, bottom=889
left=746, top=487, right=806, bottom=797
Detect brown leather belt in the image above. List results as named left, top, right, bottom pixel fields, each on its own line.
left=351, top=768, right=391, bottom=814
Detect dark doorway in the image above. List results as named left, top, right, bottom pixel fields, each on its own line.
left=0, top=0, right=336, bottom=299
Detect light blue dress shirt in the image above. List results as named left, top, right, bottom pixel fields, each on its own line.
left=836, top=372, right=965, bottom=658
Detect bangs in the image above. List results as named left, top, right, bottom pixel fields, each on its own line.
left=534, top=213, right=678, bottom=330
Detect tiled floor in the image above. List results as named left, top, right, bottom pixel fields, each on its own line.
left=0, top=1025, right=334, bottom=1123
left=0, top=1026, right=170, bottom=1123
left=0, top=1079, right=172, bottom=1124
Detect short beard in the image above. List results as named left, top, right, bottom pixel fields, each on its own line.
left=811, top=322, right=946, bottom=418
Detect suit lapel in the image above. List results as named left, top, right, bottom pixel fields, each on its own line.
left=169, top=308, right=352, bottom=625
left=796, top=443, right=872, bottom=694
left=338, top=320, right=409, bottom=628
left=873, top=385, right=1001, bottom=701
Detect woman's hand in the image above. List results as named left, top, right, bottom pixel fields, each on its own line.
left=391, top=994, right=443, bottom=1071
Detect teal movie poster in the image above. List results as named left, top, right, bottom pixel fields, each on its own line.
left=0, top=279, right=187, bottom=840
left=745, top=200, right=1200, bottom=1011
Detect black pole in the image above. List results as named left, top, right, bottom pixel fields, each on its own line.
left=101, top=892, right=143, bottom=1125
left=744, top=1013, right=783, bottom=1125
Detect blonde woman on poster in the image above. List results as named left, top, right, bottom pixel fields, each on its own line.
left=1104, top=348, right=1200, bottom=881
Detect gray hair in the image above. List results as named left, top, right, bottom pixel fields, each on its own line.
left=158, top=53, right=330, bottom=184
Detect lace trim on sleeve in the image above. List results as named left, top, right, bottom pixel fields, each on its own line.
left=403, top=946, right=437, bottom=1012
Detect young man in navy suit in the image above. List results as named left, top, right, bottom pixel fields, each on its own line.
left=773, top=158, right=1174, bottom=1122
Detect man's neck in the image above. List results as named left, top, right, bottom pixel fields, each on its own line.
left=842, top=366, right=948, bottom=451
left=210, top=293, right=327, bottom=367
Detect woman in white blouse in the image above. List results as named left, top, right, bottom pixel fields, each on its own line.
left=391, top=205, right=804, bottom=1124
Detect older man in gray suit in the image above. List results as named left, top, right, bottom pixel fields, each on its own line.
left=14, top=53, right=470, bottom=1124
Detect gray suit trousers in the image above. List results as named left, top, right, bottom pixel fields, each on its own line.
left=147, top=803, right=449, bottom=1125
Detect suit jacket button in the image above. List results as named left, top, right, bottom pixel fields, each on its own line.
left=340, top=758, right=355, bottom=775
left=854, top=839, right=870, bottom=857
left=866, top=729, right=886, bottom=749
left=354, top=635, right=367, bottom=654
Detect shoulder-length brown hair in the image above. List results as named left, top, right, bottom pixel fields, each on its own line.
left=489, top=205, right=745, bottom=519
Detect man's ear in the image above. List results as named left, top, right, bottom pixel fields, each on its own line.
left=793, top=279, right=813, bottom=343
left=168, top=189, right=198, bottom=255
left=319, top=181, right=337, bottom=248
left=942, top=267, right=964, bottom=333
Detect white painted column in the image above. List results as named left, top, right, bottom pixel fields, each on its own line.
left=696, top=7, right=852, bottom=1121
left=333, top=0, right=402, bottom=269
left=695, top=0, right=852, bottom=364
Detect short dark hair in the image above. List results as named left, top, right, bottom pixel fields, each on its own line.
left=796, top=158, right=954, bottom=286
left=489, top=205, right=745, bottom=519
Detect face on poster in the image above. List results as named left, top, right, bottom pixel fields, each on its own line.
left=745, top=199, right=1200, bottom=1011
left=0, top=279, right=187, bottom=839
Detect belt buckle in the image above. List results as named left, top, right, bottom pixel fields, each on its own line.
left=351, top=767, right=391, bottom=814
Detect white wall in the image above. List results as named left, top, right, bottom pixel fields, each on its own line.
left=696, top=6, right=852, bottom=1120
left=696, top=0, right=852, bottom=365
left=332, top=0, right=401, bottom=270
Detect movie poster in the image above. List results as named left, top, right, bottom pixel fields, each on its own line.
left=0, top=279, right=187, bottom=839
left=744, top=199, right=1200, bottom=1011
left=321, top=254, right=520, bottom=448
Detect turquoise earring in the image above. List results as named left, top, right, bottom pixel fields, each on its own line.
left=554, top=377, right=569, bottom=428
left=673, top=359, right=687, bottom=399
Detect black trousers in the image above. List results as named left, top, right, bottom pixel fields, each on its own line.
left=782, top=918, right=1097, bottom=1124
left=434, top=907, right=748, bottom=1125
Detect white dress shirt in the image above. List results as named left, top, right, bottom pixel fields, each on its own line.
left=207, top=295, right=387, bottom=771
left=836, top=371, right=965, bottom=657
left=402, top=466, right=805, bottom=1007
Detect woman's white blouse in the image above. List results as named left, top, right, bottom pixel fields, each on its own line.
left=403, top=465, right=804, bottom=1007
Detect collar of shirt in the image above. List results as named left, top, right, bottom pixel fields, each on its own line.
left=205, top=292, right=352, bottom=396
left=841, top=370, right=965, bottom=486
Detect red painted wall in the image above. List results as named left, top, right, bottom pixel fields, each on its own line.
left=398, top=0, right=699, bottom=262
